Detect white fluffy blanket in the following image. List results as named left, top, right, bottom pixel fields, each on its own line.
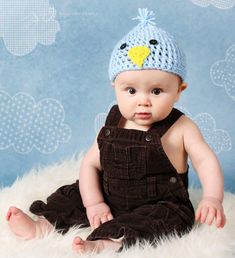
left=0, top=153, right=235, bottom=258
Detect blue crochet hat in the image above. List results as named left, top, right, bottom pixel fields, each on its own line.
left=109, top=8, right=186, bottom=82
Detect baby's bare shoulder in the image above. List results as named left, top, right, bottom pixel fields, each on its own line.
left=169, top=115, right=201, bottom=140
left=177, top=115, right=199, bottom=131
left=177, top=115, right=204, bottom=143
left=163, top=115, right=195, bottom=141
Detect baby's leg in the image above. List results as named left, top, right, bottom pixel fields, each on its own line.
left=72, top=236, right=122, bottom=253
left=6, top=206, right=53, bottom=239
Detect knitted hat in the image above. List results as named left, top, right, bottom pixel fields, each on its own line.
left=109, top=8, right=186, bottom=82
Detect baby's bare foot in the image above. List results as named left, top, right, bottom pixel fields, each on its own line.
left=72, top=236, right=122, bottom=253
left=7, top=206, right=37, bottom=239
left=7, top=206, right=53, bottom=239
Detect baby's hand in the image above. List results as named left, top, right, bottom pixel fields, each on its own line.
left=195, top=196, right=226, bottom=228
left=86, top=202, right=114, bottom=230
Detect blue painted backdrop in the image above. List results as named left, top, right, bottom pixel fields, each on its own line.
left=0, top=0, right=234, bottom=192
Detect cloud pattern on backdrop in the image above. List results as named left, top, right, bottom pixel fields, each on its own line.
left=210, top=45, right=235, bottom=101
left=0, top=91, right=71, bottom=154
left=177, top=106, right=232, bottom=154
left=95, top=103, right=232, bottom=155
left=0, top=0, right=60, bottom=56
left=194, top=113, right=232, bottom=154
left=191, top=0, right=235, bottom=9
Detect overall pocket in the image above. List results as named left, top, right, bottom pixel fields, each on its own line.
left=100, top=142, right=129, bottom=179
left=100, top=141, right=148, bottom=181
left=127, top=145, right=147, bottom=180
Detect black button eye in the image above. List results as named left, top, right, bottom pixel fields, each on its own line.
left=120, top=43, right=127, bottom=50
left=149, top=39, right=158, bottom=45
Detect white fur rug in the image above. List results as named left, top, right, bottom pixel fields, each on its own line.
left=1, top=153, right=235, bottom=258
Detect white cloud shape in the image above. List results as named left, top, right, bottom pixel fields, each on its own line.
left=193, top=113, right=232, bottom=154
left=0, top=0, right=60, bottom=56
left=0, top=91, right=71, bottom=154
left=210, top=45, right=235, bottom=101
left=191, top=0, right=235, bottom=9
left=177, top=106, right=232, bottom=154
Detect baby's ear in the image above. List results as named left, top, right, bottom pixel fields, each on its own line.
left=112, top=82, right=115, bottom=88
left=175, top=82, right=187, bottom=102
left=178, top=83, right=188, bottom=93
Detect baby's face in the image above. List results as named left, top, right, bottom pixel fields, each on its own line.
left=113, top=69, right=186, bottom=130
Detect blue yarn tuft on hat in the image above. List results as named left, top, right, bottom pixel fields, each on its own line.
left=109, top=8, right=186, bottom=82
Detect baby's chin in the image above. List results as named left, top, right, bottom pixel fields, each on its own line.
left=129, top=119, right=153, bottom=131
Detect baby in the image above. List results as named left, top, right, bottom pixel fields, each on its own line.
left=7, top=8, right=226, bottom=253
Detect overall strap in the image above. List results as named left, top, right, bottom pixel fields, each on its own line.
left=150, top=108, right=184, bottom=137
left=104, top=105, right=122, bottom=127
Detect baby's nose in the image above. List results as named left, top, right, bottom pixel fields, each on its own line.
left=138, top=94, right=151, bottom=106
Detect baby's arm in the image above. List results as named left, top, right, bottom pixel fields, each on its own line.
left=182, top=117, right=226, bottom=228
left=79, top=139, right=113, bottom=229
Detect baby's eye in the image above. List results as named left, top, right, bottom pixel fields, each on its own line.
left=152, top=88, right=162, bottom=95
left=128, top=88, right=136, bottom=94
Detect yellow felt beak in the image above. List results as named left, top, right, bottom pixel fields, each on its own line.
left=128, top=46, right=150, bottom=68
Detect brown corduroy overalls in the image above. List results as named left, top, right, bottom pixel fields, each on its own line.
left=30, top=105, right=195, bottom=249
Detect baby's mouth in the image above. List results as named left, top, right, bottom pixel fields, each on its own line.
left=135, top=113, right=151, bottom=119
